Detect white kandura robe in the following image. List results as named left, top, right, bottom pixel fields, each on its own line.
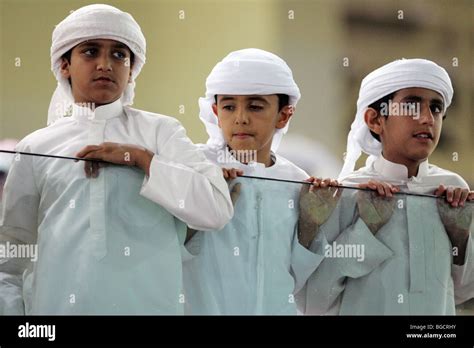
left=0, top=99, right=233, bottom=315
left=183, top=145, right=326, bottom=315
left=301, top=155, right=473, bottom=315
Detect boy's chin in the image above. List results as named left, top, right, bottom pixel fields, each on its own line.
left=89, top=93, right=121, bottom=106
left=409, top=150, right=432, bottom=163
left=227, top=143, right=257, bottom=153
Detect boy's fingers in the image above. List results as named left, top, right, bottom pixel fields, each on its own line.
left=309, top=177, right=322, bottom=192
left=468, top=191, right=474, bottom=201
left=76, top=145, right=101, bottom=158
left=451, top=188, right=462, bottom=207
left=459, top=189, right=469, bottom=206
left=446, top=186, right=454, bottom=203
left=434, top=184, right=446, bottom=196
left=368, top=180, right=378, bottom=190
left=305, top=176, right=315, bottom=183
left=391, top=185, right=400, bottom=193
left=385, top=184, right=393, bottom=197
left=232, top=169, right=241, bottom=179
left=321, top=178, right=331, bottom=188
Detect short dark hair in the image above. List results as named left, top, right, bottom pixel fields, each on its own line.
left=367, top=92, right=395, bottom=142
left=214, top=94, right=290, bottom=112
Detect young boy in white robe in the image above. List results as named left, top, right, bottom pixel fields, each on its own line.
left=0, top=4, right=233, bottom=315
left=182, top=48, right=329, bottom=315
left=301, top=58, right=473, bottom=315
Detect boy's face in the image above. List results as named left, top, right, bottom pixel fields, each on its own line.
left=366, top=87, right=445, bottom=164
left=60, top=39, right=133, bottom=106
left=212, top=95, right=293, bottom=157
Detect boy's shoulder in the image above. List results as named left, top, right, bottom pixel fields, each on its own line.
left=425, top=162, right=470, bottom=189
left=341, top=161, right=469, bottom=189
left=125, top=107, right=183, bottom=129
left=339, top=165, right=381, bottom=185
left=16, top=117, right=74, bottom=152
left=273, top=154, right=309, bottom=181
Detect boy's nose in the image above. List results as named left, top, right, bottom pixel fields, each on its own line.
left=234, top=108, right=249, bottom=124
left=417, top=103, right=435, bottom=125
left=96, top=54, right=112, bottom=71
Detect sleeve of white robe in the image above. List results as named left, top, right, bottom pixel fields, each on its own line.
left=452, top=228, right=474, bottom=304
left=303, top=218, right=394, bottom=314
left=0, top=142, right=39, bottom=315
left=290, top=225, right=327, bottom=294
left=140, top=117, right=233, bottom=231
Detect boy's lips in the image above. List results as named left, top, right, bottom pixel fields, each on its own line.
left=412, top=130, right=433, bottom=139
left=233, top=133, right=254, bottom=139
left=93, top=76, right=115, bottom=84
left=412, top=130, right=433, bottom=143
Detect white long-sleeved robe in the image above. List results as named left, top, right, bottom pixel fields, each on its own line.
left=182, top=145, right=326, bottom=315
left=301, top=155, right=473, bottom=315
left=0, top=99, right=233, bottom=314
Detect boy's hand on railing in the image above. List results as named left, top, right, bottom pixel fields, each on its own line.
left=298, top=177, right=341, bottom=249
left=356, top=180, right=399, bottom=235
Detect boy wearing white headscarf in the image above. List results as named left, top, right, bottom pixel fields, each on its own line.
left=302, top=58, right=473, bottom=315
left=0, top=4, right=233, bottom=315
left=182, top=48, right=329, bottom=315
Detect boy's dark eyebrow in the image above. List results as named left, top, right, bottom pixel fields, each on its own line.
left=218, top=95, right=270, bottom=104
left=218, top=96, right=236, bottom=103
left=400, top=95, right=444, bottom=105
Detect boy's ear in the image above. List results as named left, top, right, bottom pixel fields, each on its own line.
left=212, top=103, right=218, bottom=117
left=212, top=103, right=222, bottom=128
left=60, top=57, right=71, bottom=79
left=275, top=105, right=294, bottom=129
left=364, top=108, right=383, bottom=137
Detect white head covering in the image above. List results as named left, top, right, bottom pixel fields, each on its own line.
left=198, top=48, right=301, bottom=152
left=339, top=58, right=453, bottom=179
left=48, top=4, right=146, bottom=125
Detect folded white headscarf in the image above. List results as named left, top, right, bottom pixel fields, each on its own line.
left=48, top=4, right=146, bottom=125
left=339, top=58, right=453, bottom=179
left=199, top=48, right=301, bottom=152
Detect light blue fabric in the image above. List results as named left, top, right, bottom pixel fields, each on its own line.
left=183, top=145, right=325, bottom=315
left=303, top=155, right=473, bottom=315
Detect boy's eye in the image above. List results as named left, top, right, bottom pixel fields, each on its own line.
left=430, top=104, right=443, bottom=115
left=113, top=51, right=127, bottom=59
left=83, top=48, right=98, bottom=56
left=222, top=105, right=235, bottom=111
left=248, top=104, right=264, bottom=111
